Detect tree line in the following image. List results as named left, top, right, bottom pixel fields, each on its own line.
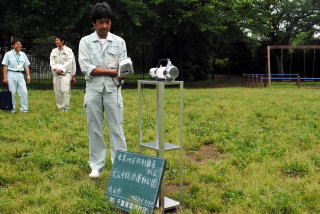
left=1, top=0, right=320, bottom=80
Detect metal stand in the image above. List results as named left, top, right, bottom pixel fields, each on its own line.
left=138, top=80, right=184, bottom=212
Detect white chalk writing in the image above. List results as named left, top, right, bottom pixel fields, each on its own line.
left=107, top=185, right=122, bottom=195
left=117, top=154, right=158, bottom=170
left=111, top=170, right=159, bottom=189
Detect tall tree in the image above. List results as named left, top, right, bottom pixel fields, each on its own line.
left=236, top=0, right=320, bottom=45
left=112, top=0, right=241, bottom=80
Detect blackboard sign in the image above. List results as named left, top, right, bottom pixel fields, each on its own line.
left=106, top=151, right=166, bottom=214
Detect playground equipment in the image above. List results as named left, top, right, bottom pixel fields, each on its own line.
left=267, top=45, right=320, bottom=86
left=243, top=73, right=320, bottom=88
left=243, top=73, right=301, bottom=88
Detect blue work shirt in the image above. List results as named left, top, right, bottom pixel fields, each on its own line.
left=78, top=31, right=127, bottom=92
left=2, top=50, right=30, bottom=72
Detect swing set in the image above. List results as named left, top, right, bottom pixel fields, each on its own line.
left=267, top=45, right=320, bottom=86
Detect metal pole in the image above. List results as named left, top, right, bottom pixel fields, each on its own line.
left=142, top=44, right=145, bottom=80
left=267, top=46, right=272, bottom=86
left=156, top=82, right=165, bottom=210
left=303, top=49, right=306, bottom=76
left=138, top=80, right=142, bottom=153
left=179, top=81, right=184, bottom=202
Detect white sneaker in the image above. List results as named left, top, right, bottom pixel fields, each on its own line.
left=89, top=169, right=101, bottom=178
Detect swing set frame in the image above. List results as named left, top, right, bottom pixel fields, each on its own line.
left=267, top=45, right=320, bottom=86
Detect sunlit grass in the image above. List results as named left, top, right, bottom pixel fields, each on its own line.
left=1, top=84, right=320, bottom=213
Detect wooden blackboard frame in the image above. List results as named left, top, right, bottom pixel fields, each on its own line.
left=106, top=151, right=166, bottom=214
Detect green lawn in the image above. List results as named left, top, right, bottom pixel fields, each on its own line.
left=1, top=84, right=320, bottom=214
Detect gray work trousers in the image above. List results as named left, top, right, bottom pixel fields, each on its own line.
left=84, top=87, right=127, bottom=170
left=53, top=73, right=72, bottom=109
left=7, top=71, right=28, bottom=112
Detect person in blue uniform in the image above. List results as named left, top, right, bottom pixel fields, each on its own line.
left=2, top=40, right=31, bottom=113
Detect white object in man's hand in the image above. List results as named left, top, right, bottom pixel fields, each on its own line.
left=118, top=57, right=134, bottom=77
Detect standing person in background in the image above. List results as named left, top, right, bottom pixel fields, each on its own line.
left=0, top=47, right=3, bottom=66
left=78, top=2, right=128, bottom=178
left=2, top=40, right=31, bottom=113
left=71, top=56, right=77, bottom=86
left=0, top=47, right=3, bottom=81
left=50, top=33, right=76, bottom=112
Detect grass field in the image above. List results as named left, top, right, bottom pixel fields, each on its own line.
left=1, top=83, right=320, bottom=214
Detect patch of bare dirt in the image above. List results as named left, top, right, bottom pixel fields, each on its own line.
left=300, top=86, right=320, bottom=89
left=164, top=182, right=180, bottom=193
left=187, top=143, right=223, bottom=163
left=184, top=75, right=243, bottom=88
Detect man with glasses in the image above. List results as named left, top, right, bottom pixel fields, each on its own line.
left=78, top=2, right=128, bottom=178
left=2, top=40, right=31, bottom=113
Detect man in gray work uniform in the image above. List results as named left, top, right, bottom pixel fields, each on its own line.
left=78, top=2, right=127, bottom=178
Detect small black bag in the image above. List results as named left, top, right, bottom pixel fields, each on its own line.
left=0, top=84, right=13, bottom=110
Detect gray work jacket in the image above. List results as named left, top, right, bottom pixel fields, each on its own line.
left=78, top=31, right=127, bottom=92
left=50, top=46, right=75, bottom=76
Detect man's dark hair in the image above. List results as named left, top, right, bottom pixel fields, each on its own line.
left=91, top=2, right=113, bottom=23
left=11, top=40, right=22, bottom=46
left=56, top=33, right=66, bottom=44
